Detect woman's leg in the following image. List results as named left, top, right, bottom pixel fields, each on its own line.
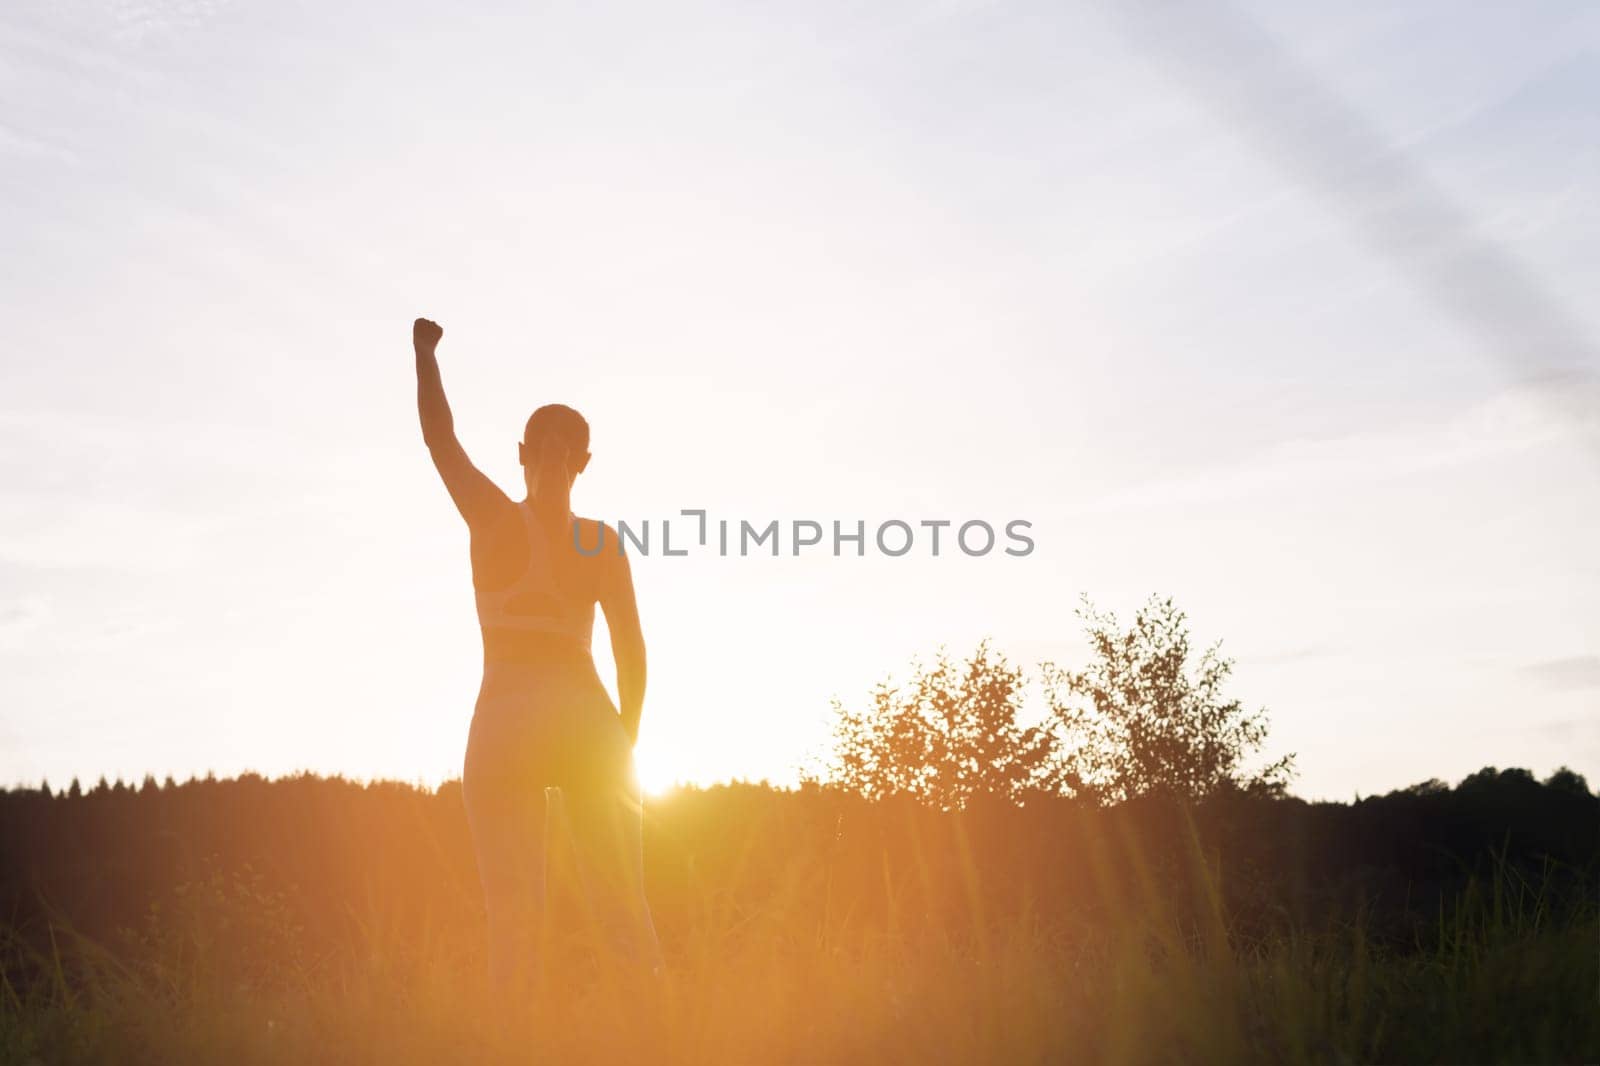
left=563, top=760, right=663, bottom=971
left=464, top=739, right=550, bottom=996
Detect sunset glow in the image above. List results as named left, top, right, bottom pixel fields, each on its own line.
left=2, top=2, right=1595, bottom=800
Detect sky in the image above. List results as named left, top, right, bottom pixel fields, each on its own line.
left=2, top=0, right=1596, bottom=800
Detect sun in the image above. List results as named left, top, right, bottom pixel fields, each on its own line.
left=632, top=740, right=680, bottom=796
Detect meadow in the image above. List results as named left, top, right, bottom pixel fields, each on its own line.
left=0, top=768, right=1594, bottom=1065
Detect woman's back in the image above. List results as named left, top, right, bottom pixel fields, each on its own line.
left=470, top=501, right=608, bottom=664
left=466, top=503, right=627, bottom=788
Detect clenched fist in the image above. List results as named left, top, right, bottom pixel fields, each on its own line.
left=413, top=317, right=443, bottom=352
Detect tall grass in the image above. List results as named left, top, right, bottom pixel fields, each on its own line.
left=2, top=787, right=1592, bottom=1065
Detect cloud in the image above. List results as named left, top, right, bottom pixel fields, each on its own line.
left=1521, top=655, right=1600, bottom=691
left=0, top=408, right=295, bottom=571
left=0, top=596, right=48, bottom=650
left=109, top=0, right=234, bottom=43
left=1077, top=373, right=1600, bottom=514
left=0, top=124, right=77, bottom=165
left=1244, top=645, right=1331, bottom=667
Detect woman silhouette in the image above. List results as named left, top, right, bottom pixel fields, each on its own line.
left=413, top=317, right=662, bottom=990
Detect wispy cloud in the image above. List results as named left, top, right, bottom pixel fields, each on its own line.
left=0, top=123, right=76, bottom=164
left=1522, top=655, right=1600, bottom=691
left=1243, top=645, right=1333, bottom=667
left=107, top=0, right=234, bottom=44
left=1078, top=374, right=1599, bottom=514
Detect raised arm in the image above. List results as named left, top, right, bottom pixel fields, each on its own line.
left=414, top=317, right=509, bottom=527
left=599, top=541, right=647, bottom=746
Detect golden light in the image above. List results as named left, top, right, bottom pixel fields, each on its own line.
left=632, top=739, right=679, bottom=797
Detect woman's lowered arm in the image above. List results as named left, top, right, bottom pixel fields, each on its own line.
left=600, top=542, right=647, bottom=746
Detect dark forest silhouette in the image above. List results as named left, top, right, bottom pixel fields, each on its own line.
left=2, top=765, right=1593, bottom=960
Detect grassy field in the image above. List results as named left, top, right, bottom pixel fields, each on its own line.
left=0, top=777, right=1594, bottom=1064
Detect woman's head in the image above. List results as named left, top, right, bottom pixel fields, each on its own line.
left=519, top=403, right=591, bottom=479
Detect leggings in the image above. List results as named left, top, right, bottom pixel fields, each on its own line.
left=462, top=657, right=661, bottom=986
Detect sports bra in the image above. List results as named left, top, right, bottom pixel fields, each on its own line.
left=474, top=502, right=595, bottom=655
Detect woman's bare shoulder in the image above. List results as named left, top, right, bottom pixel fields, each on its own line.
left=569, top=515, right=614, bottom=555
left=470, top=496, right=524, bottom=542
left=467, top=498, right=528, bottom=588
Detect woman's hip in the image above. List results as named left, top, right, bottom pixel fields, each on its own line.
left=464, top=672, right=632, bottom=790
